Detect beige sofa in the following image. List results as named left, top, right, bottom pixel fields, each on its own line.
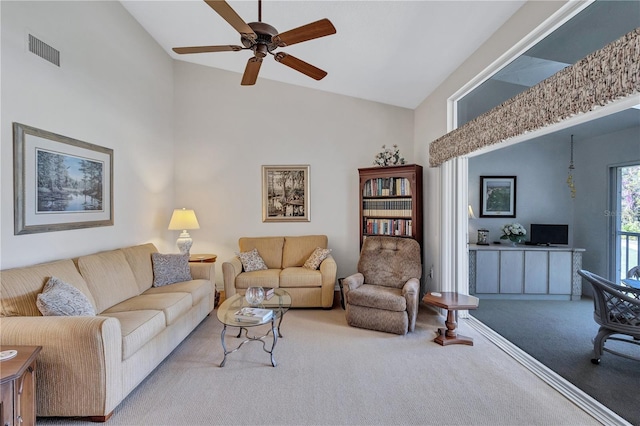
left=0, top=243, right=214, bottom=421
left=222, top=235, right=337, bottom=308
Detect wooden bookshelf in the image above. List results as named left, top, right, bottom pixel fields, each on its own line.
left=358, top=164, right=423, bottom=250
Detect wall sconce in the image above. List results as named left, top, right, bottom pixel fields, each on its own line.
left=168, top=208, right=200, bottom=255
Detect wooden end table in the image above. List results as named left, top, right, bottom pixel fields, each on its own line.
left=189, top=254, right=217, bottom=263
left=422, top=292, right=479, bottom=346
left=1, top=345, right=42, bottom=426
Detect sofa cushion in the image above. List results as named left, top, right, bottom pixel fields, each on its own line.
left=1, top=259, right=96, bottom=317
left=235, top=269, right=281, bottom=290
left=151, top=253, right=192, bottom=287
left=36, top=276, right=96, bottom=316
left=121, top=243, right=158, bottom=293
left=282, top=235, right=328, bottom=268
left=239, top=237, right=284, bottom=269
left=102, top=293, right=193, bottom=326
left=143, top=279, right=212, bottom=307
left=101, top=309, right=166, bottom=360
left=303, top=247, right=332, bottom=270
left=77, top=250, right=140, bottom=313
left=236, top=248, right=268, bottom=272
left=348, top=284, right=407, bottom=312
left=280, top=267, right=323, bottom=288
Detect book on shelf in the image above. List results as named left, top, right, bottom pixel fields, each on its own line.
left=233, top=307, right=273, bottom=323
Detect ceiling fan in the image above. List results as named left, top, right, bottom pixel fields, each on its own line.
left=173, top=0, right=336, bottom=86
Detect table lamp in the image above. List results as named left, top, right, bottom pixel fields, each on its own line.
left=168, top=208, right=200, bottom=255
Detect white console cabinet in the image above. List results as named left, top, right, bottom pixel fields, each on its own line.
left=469, top=244, right=584, bottom=300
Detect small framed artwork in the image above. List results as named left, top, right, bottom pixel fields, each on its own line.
left=262, top=165, right=310, bottom=222
left=13, top=123, right=113, bottom=234
left=480, top=176, right=516, bottom=218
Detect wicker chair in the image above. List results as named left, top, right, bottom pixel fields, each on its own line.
left=627, top=266, right=640, bottom=279
left=578, top=270, right=640, bottom=364
left=342, top=236, right=422, bottom=335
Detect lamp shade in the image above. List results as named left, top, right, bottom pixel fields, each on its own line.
left=468, top=205, right=476, bottom=219
left=168, top=208, right=200, bottom=230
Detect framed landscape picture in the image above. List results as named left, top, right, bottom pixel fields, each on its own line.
left=262, top=165, right=310, bottom=222
left=13, top=123, right=113, bottom=234
left=480, top=176, right=516, bottom=218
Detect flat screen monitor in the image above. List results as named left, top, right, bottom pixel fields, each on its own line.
left=529, top=224, right=569, bottom=246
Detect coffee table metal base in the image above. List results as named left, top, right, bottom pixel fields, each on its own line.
left=220, top=318, right=279, bottom=367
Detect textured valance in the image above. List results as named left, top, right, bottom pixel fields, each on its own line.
left=429, top=28, right=640, bottom=167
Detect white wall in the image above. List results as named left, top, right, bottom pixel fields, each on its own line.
left=413, top=1, right=567, bottom=291
left=172, top=61, right=414, bottom=287
left=0, top=1, right=175, bottom=269
left=468, top=137, right=575, bottom=245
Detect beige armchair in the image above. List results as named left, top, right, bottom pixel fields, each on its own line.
left=342, top=236, right=422, bottom=335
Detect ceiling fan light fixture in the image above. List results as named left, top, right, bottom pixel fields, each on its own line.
left=173, top=0, right=336, bottom=86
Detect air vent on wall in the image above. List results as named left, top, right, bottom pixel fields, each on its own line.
left=28, top=34, right=60, bottom=66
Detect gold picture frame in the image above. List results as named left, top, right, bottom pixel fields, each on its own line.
left=262, top=165, right=310, bottom=222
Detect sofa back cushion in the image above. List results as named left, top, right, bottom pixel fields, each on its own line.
left=121, top=243, right=158, bottom=293
left=1, top=259, right=96, bottom=317
left=77, top=249, right=139, bottom=313
left=282, top=235, right=328, bottom=268
left=238, top=237, right=284, bottom=269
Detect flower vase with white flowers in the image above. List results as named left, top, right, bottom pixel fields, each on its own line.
left=373, top=144, right=406, bottom=167
left=500, top=223, right=527, bottom=245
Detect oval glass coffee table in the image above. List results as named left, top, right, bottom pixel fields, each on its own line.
left=216, top=289, right=292, bottom=367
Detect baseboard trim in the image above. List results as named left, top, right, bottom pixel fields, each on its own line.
left=465, top=316, right=631, bottom=426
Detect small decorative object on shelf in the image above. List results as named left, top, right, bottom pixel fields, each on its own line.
left=373, top=144, right=406, bottom=166
left=233, top=307, right=273, bottom=323
left=477, top=229, right=490, bottom=245
left=245, top=287, right=265, bottom=306
left=500, top=223, right=527, bottom=246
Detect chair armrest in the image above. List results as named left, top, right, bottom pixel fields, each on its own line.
left=0, top=315, right=123, bottom=417
left=402, top=278, right=420, bottom=332
left=222, top=257, right=243, bottom=299
left=342, top=273, right=364, bottom=305
left=319, top=255, right=338, bottom=308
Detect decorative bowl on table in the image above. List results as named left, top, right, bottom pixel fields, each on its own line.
left=245, top=287, right=265, bottom=306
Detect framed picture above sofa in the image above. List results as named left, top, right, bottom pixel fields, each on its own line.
left=262, top=164, right=310, bottom=222
left=479, top=175, right=516, bottom=218
left=13, top=122, right=114, bottom=234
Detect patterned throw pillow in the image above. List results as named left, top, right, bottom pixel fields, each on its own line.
left=152, top=253, right=192, bottom=287
left=236, top=248, right=268, bottom=272
left=303, top=247, right=332, bottom=270
left=36, top=276, right=96, bottom=316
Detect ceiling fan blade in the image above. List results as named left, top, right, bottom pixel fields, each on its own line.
left=274, top=52, right=327, bottom=81
left=172, top=45, right=243, bottom=54
left=204, top=0, right=257, bottom=42
left=241, top=57, right=262, bottom=86
left=272, top=18, right=336, bottom=47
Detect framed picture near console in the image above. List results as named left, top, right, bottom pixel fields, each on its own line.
left=13, top=123, right=113, bottom=235
left=479, top=176, right=516, bottom=218
left=262, top=165, right=310, bottom=222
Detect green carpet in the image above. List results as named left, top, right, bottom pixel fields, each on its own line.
left=471, top=298, right=639, bottom=425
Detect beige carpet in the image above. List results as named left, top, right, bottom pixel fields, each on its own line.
left=38, top=305, right=602, bottom=425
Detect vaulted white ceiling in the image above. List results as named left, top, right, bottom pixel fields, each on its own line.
left=121, top=0, right=526, bottom=109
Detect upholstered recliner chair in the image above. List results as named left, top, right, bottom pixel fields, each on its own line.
left=343, top=236, right=422, bottom=335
